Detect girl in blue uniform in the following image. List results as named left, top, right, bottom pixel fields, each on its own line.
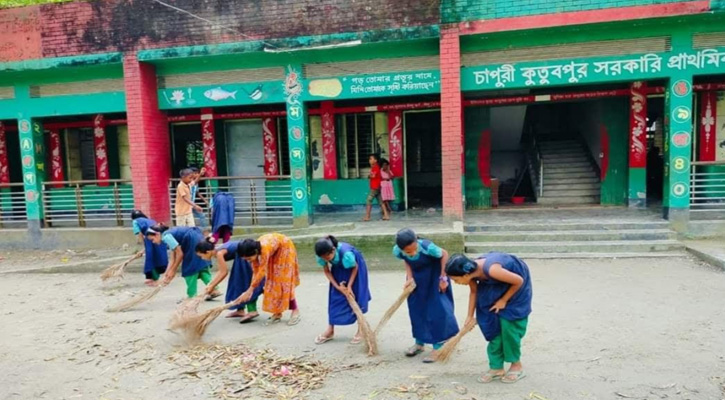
left=195, top=238, right=264, bottom=323
left=445, top=253, right=532, bottom=384
left=131, top=210, right=168, bottom=286
left=145, top=223, right=221, bottom=299
left=393, top=228, right=458, bottom=363
left=313, top=235, right=372, bottom=345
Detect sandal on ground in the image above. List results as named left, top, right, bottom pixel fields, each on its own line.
left=225, top=311, right=246, bottom=318
left=287, top=314, right=302, bottom=326
left=502, top=370, right=526, bottom=384
left=315, top=334, right=334, bottom=345
left=422, top=355, right=436, bottom=364
left=264, top=316, right=282, bottom=326
left=404, top=345, right=424, bottom=357
left=239, top=313, right=259, bottom=324
left=350, top=335, right=362, bottom=345
left=477, top=371, right=505, bottom=384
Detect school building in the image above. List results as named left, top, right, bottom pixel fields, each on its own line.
left=1, top=0, right=724, bottom=235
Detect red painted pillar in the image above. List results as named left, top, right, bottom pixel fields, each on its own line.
left=123, top=53, right=172, bottom=222
left=699, top=91, right=717, bottom=162
left=262, top=117, right=279, bottom=176
left=440, top=27, right=464, bottom=219
left=200, top=108, right=218, bottom=177
left=93, top=114, right=110, bottom=186
left=48, top=128, right=65, bottom=188
left=0, top=122, right=8, bottom=184
left=320, top=101, right=338, bottom=179
left=387, top=110, right=404, bottom=177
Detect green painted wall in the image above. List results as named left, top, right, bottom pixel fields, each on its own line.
left=311, top=178, right=404, bottom=206
left=601, top=98, right=629, bottom=206
left=464, top=106, right=492, bottom=209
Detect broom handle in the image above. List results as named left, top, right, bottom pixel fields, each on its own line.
left=373, top=282, right=416, bottom=335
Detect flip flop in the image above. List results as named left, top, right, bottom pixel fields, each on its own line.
left=287, top=314, right=302, bottom=326
left=264, top=316, right=282, bottom=326
left=501, top=370, right=526, bottom=384
left=239, top=313, right=259, bottom=324
left=404, top=345, right=424, bottom=357
left=477, top=371, right=504, bottom=384
left=422, top=356, right=436, bottom=364
left=315, top=334, right=334, bottom=345
left=225, top=311, right=246, bottom=319
left=350, top=335, right=362, bottom=345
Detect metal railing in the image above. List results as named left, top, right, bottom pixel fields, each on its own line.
left=690, top=161, right=725, bottom=214
left=41, top=180, right=134, bottom=227
left=169, top=175, right=293, bottom=227
left=0, top=183, right=27, bottom=228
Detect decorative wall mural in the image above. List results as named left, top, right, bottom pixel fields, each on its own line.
left=159, top=83, right=283, bottom=110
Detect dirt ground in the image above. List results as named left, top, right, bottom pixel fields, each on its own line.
left=1, top=255, right=725, bottom=400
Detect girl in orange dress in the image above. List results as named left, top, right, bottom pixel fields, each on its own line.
left=237, top=233, right=302, bottom=325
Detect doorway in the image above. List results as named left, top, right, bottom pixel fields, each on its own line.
left=404, top=111, right=442, bottom=209
left=224, top=120, right=266, bottom=210
left=646, top=97, right=665, bottom=202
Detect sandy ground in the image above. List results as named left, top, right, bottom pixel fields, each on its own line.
left=1, top=256, right=725, bottom=400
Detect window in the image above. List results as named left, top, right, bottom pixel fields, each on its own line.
left=340, top=113, right=375, bottom=179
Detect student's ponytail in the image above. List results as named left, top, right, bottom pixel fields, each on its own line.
left=195, top=236, right=216, bottom=253
left=145, top=223, right=169, bottom=237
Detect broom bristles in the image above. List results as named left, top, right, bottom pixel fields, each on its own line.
left=171, top=301, right=236, bottom=342
left=435, top=318, right=478, bottom=363
left=344, top=291, right=378, bottom=356
left=106, top=285, right=163, bottom=312
left=169, top=295, right=205, bottom=329
left=100, top=251, right=144, bottom=281
left=374, top=282, right=416, bottom=336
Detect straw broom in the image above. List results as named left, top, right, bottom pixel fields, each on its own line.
left=343, top=290, right=378, bottom=356
left=100, top=251, right=144, bottom=281
left=171, top=299, right=242, bottom=342
left=169, top=295, right=206, bottom=329
left=435, top=318, right=478, bottom=362
left=106, top=284, right=164, bottom=312
left=373, top=282, right=416, bottom=336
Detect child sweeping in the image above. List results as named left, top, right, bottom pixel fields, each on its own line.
left=445, top=253, right=532, bottom=384
left=195, top=238, right=264, bottom=323
left=393, top=228, right=459, bottom=363
left=380, top=158, right=395, bottom=217
left=145, top=223, right=221, bottom=299
left=313, top=235, right=372, bottom=345
left=237, top=234, right=301, bottom=326
left=131, top=210, right=168, bottom=286
left=210, top=191, right=235, bottom=244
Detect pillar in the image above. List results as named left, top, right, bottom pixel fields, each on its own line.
left=440, top=27, right=464, bottom=219
left=18, top=117, right=45, bottom=232
left=320, top=101, right=338, bottom=179
left=0, top=122, right=9, bottom=185
left=123, top=53, right=172, bottom=223
left=663, top=75, right=694, bottom=231
left=93, top=114, right=110, bottom=186
left=628, top=81, right=647, bottom=208
left=387, top=110, right=404, bottom=177
left=262, top=117, right=280, bottom=176
left=699, top=91, right=717, bottom=162
left=200, top=108, right=218, bottom=177
left=48, top=128, right=65, bottom=188
left=284, top=65, right=312, bottom=227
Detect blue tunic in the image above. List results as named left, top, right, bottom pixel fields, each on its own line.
left=211, top=192, right=235, bottom=233
left=219, top=241, right=265, bottom=311
left=474, top=252, right=533, bottom=341
left=394, top=240, right=459, bottom=344
left=133, top=217, right=168, bottom=275
left=316, top=242, right=372, bottom=325
left=164, top=227, right=210, bottom=277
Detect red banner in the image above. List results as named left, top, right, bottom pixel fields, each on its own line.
left=478, top=129, right=491, bottom=187
left=699, top=91, right=717, bottom=162
left=93, top=115, right=109, bottom=186
left=48, top=129, right=65, bottom=188
left=321, top=102, right=337, bottom=179
left=201, top=109, right=218, bottom=177
left=388, top=110, right=404, bottom=177
left=0, top=122, right=8, bottom=185
left=629, top=82, right=647, bottom=168
left=262, top=117, right=279, bottom=176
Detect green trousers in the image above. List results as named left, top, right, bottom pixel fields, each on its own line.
left=487, top=317, right=528, bottom=370
left=183, top=267, right=212, bottom=298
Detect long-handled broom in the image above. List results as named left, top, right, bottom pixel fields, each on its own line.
left=343, top=290, right=378, bottom=356
left=106, top=284, right=165, bottom=312
left=100, top=251, right=144, bottom=281
left=171, top=299, right=242, bottom=342
left=435, top=318, right=478, bottom=362
left=374, top=282, right=416, bottom=336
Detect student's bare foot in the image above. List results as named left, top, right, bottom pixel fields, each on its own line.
left=502, top=362, right=525, bottom=383
left=144, top=279, right=157, bottom=287
left=362, top=217, right=370, bottom=222
left=225, top=310, right=246, bottom=318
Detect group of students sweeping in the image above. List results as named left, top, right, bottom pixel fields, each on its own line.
left=125, top=211, right=532, bottom=384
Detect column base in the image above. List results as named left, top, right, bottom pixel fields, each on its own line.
left=628, top=198, right=647, bottom=209
left=27, top=219, right=42, bottom=245
left=292, top=215, right=311, bottom=228
left=663, top=207, right=689, bottom=233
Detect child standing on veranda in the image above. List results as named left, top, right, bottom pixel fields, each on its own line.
left=363, top=154, right=390, bottom=221
left=175, top=169, right=202, bottom=227
left=189, top=167, right=210, bottom=231
left=445, top=253, right=532, bottom=384
left=380, top=158, right=395, bottom=216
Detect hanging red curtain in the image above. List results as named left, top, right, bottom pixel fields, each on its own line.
left=321, top=101, right=338, bottom=179
left=699, top=91, right=717, bottom=162
left=629, top=81, right=647, bottom=168
left=48, top=129, right=65, bottom=188
left=93, top=114, right=109, bottom=186
left=0, top=122, right=9, bottom=185
left=201, top=108, right=218, bottom=177
left=387, top=110, right=404, bottom=177
left=262, top=117, right=279, bottom=176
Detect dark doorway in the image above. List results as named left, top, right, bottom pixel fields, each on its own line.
left=404, top=111, right=442, bottom=209
left=646, top=97, right=665, bottom=201
left=171, top=123, right=203, bottom=175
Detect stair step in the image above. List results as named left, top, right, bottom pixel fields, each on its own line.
left=546, top=166, right=594, bottom=173
left=543, top=160, right=592, bottom=167
left=546, top=177, right=600, bottom=185
left=543, top=188, right=601, bottom=197
left=465, top=252, right=689, bottom=260
left=545, top=171, right=599, bottom=179
left=465, top=229, right=676, bottom=242
left=537, top=195, right=600, bottom=205
left=541, top=156, right=590, bottom=163
left=544, top=183, right=600, bottom=190
left=464, top=221, right=670, bottom=232
left=540, top=145, right=583, bottom=151
left=465, top=240, right=684, bottom=254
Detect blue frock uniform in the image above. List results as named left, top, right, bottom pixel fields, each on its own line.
left=316, top=242, right=372, bottom=325
left=474, top=252, right=533, bottom=341
left=394, top=239, right=459, bottom=345
left=219, top=241, right=265, bottom=311
left=211, top=192, right=235, bottom=234
left=133, top=217, right=168, bottom=278
left=162, top=227, right=210, bottom=277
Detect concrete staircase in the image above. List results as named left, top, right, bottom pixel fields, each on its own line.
left=464, top=220, right=684, bottom=259
left=538, top=140, right=600, bottom=205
